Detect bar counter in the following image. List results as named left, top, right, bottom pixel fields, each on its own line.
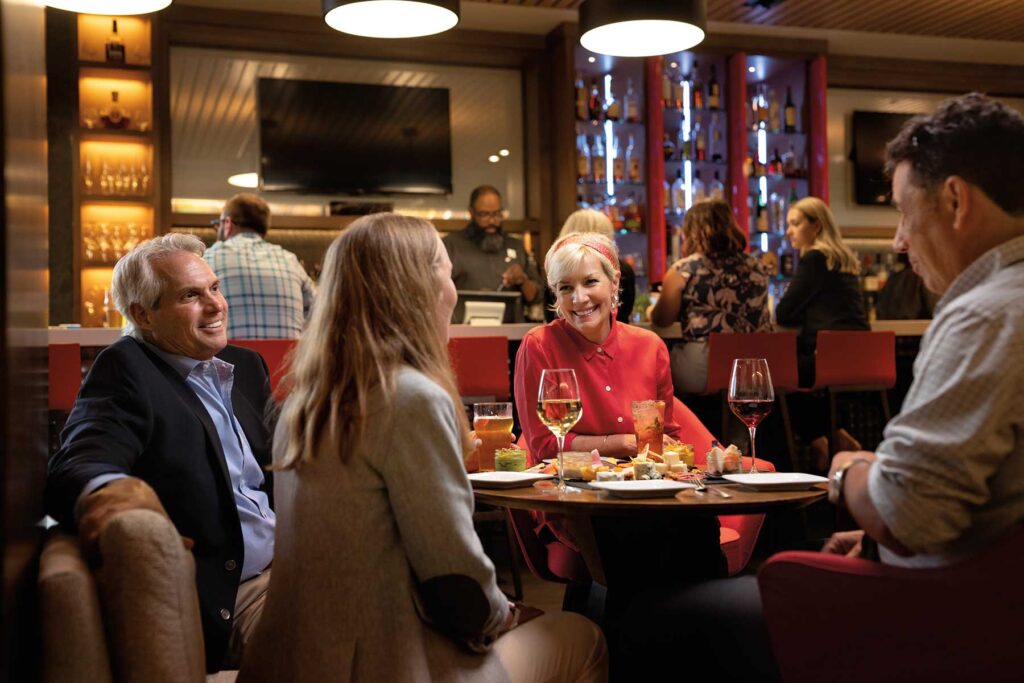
left=44, top=320, right=932, bottom=346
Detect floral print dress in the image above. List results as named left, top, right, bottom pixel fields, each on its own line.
left=671, top=252, right=772, bottom=341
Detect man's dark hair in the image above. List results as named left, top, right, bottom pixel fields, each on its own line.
left=885, top=92, right=1024, bottom=215
left=468, top=185, right=502, bottom=208
left=224, top=193, right=271, bottom=235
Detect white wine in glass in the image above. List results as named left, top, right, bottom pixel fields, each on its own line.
left=728, top=358, right=774, bottom=475
left=536, top=369, right=583, bottom=494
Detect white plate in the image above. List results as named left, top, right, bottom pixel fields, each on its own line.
left=589, top=480, right=695, bottom=498
left=722, top=473, right=828, bottom=491
left=467, top=472, right=554, bottom=489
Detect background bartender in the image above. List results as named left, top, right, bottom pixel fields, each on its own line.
left=443, top=185, right=543, bottom=311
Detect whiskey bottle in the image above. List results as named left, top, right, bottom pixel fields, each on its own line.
left=624, top=78, right=640, bottom=123
left=612, top=136, right=625, bottom=183
left=592, top=136, right=606, bottom=183
left=711, top=171, right=725, bottom=201
left=691, top=61, right=704, bottom=110
left=693, top=170, right=707, bottom=204
left=662, top=132, right=676, bottom=162
left=605, top=76, right=622, bottom=122
left=588, top=78, right=604, bottom=124
left=100, top=91, right=130, bottom=129
left=708, top=64, right=721, bottom=109
left=784, top=86, right=797, bottom=133
left=105, top=20, right=125, bottom=64
left=626, top=134, right=641, bottom=183
left=575, top=76, right=588, bottom=121
left=576, top=135, right=591, bottom=184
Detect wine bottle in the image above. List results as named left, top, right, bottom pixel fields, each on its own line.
left=672, top=66, right=685, bottom=112
left=694, top=116, right=706, bottom=162
left=691, top=61, right=704, bottom=110
left=768, top=88, right=782, bottom=132
left=708, top=64, right=721, bottom=109
left=784, top=85, right=797, bottom=133
left=105, top=19, right=125, bottom=64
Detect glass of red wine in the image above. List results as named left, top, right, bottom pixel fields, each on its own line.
left=728, top=358, right=774, bottom=475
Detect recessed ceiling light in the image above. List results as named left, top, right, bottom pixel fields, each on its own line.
left=579, top=0, right=706, bottom=58
left=228, top=172, right=259, bottom=188
left=670, top=61, right=678, bottom=69
left=488, top=155, right=500, bottom=163
left=323, top=0, right=459, bottom=39
left=498, top=149, right=510, bottom=157
left=45, top=0, right=172, bottom=13
left=748, top=66, right=756, bottom=73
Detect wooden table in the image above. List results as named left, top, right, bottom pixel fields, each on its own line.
left=475, top=481, right=827, bottom=585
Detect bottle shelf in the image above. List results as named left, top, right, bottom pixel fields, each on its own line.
left=78, top=60, right=150, bottom=72
left=79, top=127, right=151, bottom=138
left=665, top=158, right=728, bottom=166
left=747, top=129, right=807, bottom=138
left=81, top=194, right=153, bottom=203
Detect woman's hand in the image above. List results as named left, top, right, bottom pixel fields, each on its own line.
left=604, top=433, right=637, bottom=459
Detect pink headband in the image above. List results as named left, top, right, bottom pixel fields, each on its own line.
left=554, top=234, right=618, bottom=269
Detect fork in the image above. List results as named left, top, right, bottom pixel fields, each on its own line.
left=693, top=476, right=732, bottom=498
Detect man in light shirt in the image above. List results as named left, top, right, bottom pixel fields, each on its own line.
left=205, top=193, right=314, bottom=339
left=47, top=233, right=275, bottom=673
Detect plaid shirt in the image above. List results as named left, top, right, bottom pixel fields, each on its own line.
left=204, top=232, right=315, bottom=339
left=870, top=234, right=1024, bottom=567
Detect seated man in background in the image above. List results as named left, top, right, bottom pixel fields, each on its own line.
left=205, top=192, right=315, bottom=339
left=443, top=185, right=543, bottom=308
left=623, top=92, right=1024, bottom=682
left=47, top=233, right=275, bottom=673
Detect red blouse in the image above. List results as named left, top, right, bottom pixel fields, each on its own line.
left=514, top=318, right=681, bottom=465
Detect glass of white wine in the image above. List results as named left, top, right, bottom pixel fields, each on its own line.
left=536, top=368, right=583, bottom=494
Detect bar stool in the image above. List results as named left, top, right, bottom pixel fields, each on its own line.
left=705, top=332, right=802, bottom=471
left=811, top=330, right=896, bottom=454
left=228, top=338, right=298, bottom=401
left=447, top=336, right=511, bottom=402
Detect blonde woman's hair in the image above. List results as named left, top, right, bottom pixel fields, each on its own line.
left=544, top=232, right=619, bottom=291
left=558, top=208, right=615, bottom=240
left=791, top=196, right=861, bottom=275
left=276, top=213, right=469, bottom=470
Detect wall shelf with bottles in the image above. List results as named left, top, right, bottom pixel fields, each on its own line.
left=75, top=14, right=156, bottom=327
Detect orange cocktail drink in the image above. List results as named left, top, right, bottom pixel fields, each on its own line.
left=473, top=402, right=514, bottom=471
left=631, top=399, right=665, bottom=456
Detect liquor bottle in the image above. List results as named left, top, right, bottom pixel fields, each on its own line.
left=105, top=19, right=125, bottom=64
left=605, top=76, right=621, bottom=122
left=781, top=144, right=797, bottom=176
left=691, top=61, right=704, bottom=110
left=769, top=191, right=785, bottom=232
left=592, top=136, right=606, bottom=183
left=788, top=181, right=799, bottom=203
left=626, top=134, right=641, bottom=183
left=756, top=204, right=769, bottom=233
left=624, top=194, right=643, bottom=231
left=588, top=78, right=604, bottom=124
left=624, top=78, right=640, bottom=123
left=612, top=136, right=625, bottom=184
left=756, top=83, right=769, bottom=130
left=661, top=65, right=674, bottom=109
left=694, top=116, right=706, bottom=161
left=576, top=135, right=591, bottom=184
left=100, top=91, right=130, bottom=129
left=671, top=169, right=686, bottom=215
left=708, top=116, right=723, bottom=162
left=708, top=64, right=721, bottom=109
left=676, top=122, right=689, bottom=161
left=784, top=85, right=797, bottom=133
left=663, top=177, right=671, bottom=211
left=671, top=66, right=685, bottom=112
left=769, top=148, right=784, bottom=177
left=662, top=132, right=676, bottom=162
left=693, top=169, right=707, bottom=204
left=575, top=75, right=589, bottom=121
left=768, top=88, right=782, bottom=132
left=743, top=154, right=754, bottom=178
left=711, top=171, right=725, bottom=201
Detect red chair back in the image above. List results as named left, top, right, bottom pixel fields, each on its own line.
left=811, top=330, right=896, bottom=391
left=447, top=336, right=510, bottom=402
left=49, top=343, right=82, bottom=411
left=706, top=332, right=800, bottom=393
left=759, top=525, right=1024, bottom=683
left=229, top=339, right=298, bottom=400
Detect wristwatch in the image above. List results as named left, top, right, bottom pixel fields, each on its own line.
left=828, top=458, right=872, bottom=506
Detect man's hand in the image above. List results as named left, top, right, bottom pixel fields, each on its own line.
left=78, top=477, right=192, bottom=557
left=821, top=529, right=866, bottom=557
left=828, top=450, right=877, bottom=480
left=500, top=263, right=527, bottom=289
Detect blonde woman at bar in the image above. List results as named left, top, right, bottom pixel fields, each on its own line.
left=239, top=213, right=607, bottom=683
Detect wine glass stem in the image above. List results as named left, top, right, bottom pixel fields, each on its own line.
left=556, top=434, right=566, bottom=491
left=748, top=425, right=759, bottom=474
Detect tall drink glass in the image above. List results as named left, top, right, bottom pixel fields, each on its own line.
left=473, top=402, right=514, bottom=471
left=728, top=358, right=774, bottom=474
left=536, top=369, right=583, bottom=494
left=631, top=400, right=665, bottom=456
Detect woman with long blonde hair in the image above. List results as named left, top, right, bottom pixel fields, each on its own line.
left=776, top=196, right=868, bottom=388
left=240, top=214, right=606, bottom=683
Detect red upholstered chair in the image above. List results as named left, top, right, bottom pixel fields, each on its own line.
left=49, top=343, right=83, bottom=412
left=811, top=330, right=897, bottom=454
left=705, top=332, right=801, bottom=471
left=447, top=336, right=511, bottom=402
left=674, top=397, right=774, bottom=576
left=228, top=338, right=298, bottom=401
left=758, top=526, right=1024, bottom=683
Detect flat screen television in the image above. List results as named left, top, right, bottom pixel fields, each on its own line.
left=257, top=78, right=452, bottom=195
left=850, top=111, right=914, bottom=205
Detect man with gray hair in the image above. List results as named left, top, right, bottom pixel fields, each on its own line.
left=47, top=233, right=275, bottom=673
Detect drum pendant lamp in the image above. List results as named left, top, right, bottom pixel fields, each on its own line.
left=323, top=0, right=460, bottom=39
left=44, top=0, right=172, bottom=13
left=579, top=0, right=707, bottom=57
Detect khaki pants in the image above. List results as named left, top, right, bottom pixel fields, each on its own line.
left=493, top=611, right=608, bottom=683
left=222, top=568, right=271, bottom=670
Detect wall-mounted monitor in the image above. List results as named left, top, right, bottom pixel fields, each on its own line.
left=850, top=111, right=914, bottom=206
left=258, top=77, right=452, bottom=195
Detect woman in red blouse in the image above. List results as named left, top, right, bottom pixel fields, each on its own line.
left=515, top=232, right=681, bottom=464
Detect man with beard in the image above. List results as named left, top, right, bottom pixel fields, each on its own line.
left=443, top=185, right=542, bottom=310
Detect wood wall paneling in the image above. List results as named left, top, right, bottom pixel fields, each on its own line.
left=828, top=54, right=1024, bottom=98
left=544, top=22, right=578, bottom=257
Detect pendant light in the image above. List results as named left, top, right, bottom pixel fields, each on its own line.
left=579, top=0, right=706, bottom=58
left=323, top=0, right=460, bottom=39
left=45, top=0, right=172, bottom=13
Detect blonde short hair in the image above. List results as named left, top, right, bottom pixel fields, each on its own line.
left=544, top=232, right=619, bottom=291
left=558, top=208, right=615, bottom=240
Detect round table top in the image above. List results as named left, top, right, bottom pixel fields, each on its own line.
left=473, top=480, right=827, bottom=516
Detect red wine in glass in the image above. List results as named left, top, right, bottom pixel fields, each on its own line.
left=729, top=399, right=774, bottom=428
